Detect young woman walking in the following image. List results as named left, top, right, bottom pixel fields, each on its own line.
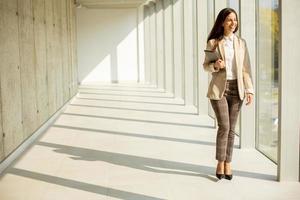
left=203, top=8, right=254, bottom=180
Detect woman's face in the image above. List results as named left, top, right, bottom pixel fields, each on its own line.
left=223, top=12, right=237, bottom=34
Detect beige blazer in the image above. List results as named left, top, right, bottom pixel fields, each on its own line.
left=203, top=35, right=254, bottom=100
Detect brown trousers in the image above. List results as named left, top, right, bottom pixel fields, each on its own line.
left=210, top=79, right=243, bottom=162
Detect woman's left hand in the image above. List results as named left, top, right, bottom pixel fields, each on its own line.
left=245, top=93, right=253, bottom=106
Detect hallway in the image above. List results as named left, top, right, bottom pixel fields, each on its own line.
left=0, top=83, right=299, bottom=200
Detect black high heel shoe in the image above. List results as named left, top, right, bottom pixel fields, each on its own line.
left=224, top=174, right=233, bottom=180
left=224, top=163, right=233, bottom=180
left=216, top=173, right=225, bottom=180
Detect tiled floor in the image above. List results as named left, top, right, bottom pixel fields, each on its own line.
left=0, top=83, right=299, bottom=200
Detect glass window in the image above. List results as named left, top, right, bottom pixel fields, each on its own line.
left=256, top=0, right=279, bottom=163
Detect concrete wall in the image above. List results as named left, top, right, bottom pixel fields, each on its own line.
left=77, top=7, right=139, bottom=84
left=0, top=0, right=78, bottom=162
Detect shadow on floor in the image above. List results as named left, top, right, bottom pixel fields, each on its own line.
left=69, top=103, right=198, bottom=115
left=78, top=91, right=174, bottom=99
left=52, top=125, right=227, bottom=148
left=7, top=168, right=166, bottom=200
left=36, top=141, right=276, bottom=181
left=78, top=87, right=165, bottom=93
left=60, top=112, right=215, bottom=129
left=76, top=97, right=184, bottom=106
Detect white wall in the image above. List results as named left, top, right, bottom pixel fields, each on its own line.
left=77, top=7, right=139, bottom=84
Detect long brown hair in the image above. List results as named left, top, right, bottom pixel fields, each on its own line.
left=207, top=8, right=239, bottom=43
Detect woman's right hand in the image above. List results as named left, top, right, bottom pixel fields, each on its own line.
left=214, top=59, right=225, bottom=71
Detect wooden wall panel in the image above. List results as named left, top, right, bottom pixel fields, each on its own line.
left=33, top=0, right=49, bottom=125
left=53, top=0, right=64, bottom=109
left=45, top=0, right=57, bottom=115
left=61, top=0, right=70, bottom=103
left=18, top=0, right=39, bottom=138
left=0, top=0, right=24, bottom=156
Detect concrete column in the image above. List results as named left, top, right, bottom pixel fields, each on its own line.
left=278, top=0, right=300, bottom=182
left=206, top=0, right=215, bottom=118
left=163, top=0, right=174, bottom=94
left=137, top=5, right=145, bottom=83
left=172, top=0, right=184, bottom=99
left=197, top=0, right=208, bottom=115
left=183, top=0, right=197, bottom=106
left=206, top=0, right=228, bottom=118
left=214, top=0, right=227, bottom=18
left=149, top=2, right=157, bottom=86
left=192, top=0, right=198, bottom=107
left=240, top=0, right=256, bottom=149
left=143, top=6, right=151, bottom=83
left=156, top=0, right=165, bottom=89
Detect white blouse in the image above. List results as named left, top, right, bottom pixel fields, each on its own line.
left=224, top=34, right=237, bottom=80
left=223, top=34, right=254, bottom=94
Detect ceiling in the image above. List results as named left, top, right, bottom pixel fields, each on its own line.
left=77, top=0, right=149, bottom=9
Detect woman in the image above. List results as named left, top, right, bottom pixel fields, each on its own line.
left=203, top=8, right=254, bottom=180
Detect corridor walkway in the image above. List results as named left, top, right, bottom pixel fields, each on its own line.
left=0, top=83, right=299, bottom=200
